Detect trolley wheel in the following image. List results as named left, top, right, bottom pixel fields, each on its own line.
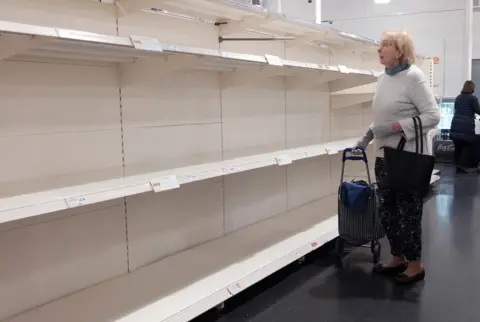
left=371, top=240, right=381, bottom=264
left=335, top=238, right=345, bottom=268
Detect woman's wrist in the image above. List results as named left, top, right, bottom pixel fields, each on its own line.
left=372, top=121, right=403, bottom=137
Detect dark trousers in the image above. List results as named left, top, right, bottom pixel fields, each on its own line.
left=375, top=158, right=423, bottom=261
left=453, top=139, right=473, bottom=168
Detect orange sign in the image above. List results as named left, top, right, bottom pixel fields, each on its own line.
left=433, top=57, right=440, bottom=64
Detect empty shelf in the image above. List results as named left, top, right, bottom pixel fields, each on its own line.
left=0, top=138, right=361, bottom=225
left=118, top=0, right=380, bottom=50
left=0, top=19, right=380, bottom=88
left=4, top=195, right=338, bottom=322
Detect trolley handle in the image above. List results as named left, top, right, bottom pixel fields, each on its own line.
left=342, top=148, right=368, bottom=163
left=340, top=148, right=372, bottom=185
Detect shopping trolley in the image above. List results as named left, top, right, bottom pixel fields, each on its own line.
left=335, top=148, right=385, bottom=268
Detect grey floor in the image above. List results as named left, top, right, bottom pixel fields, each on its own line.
left=194, top=164, right=480, bottom=322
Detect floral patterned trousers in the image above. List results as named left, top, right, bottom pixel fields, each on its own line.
left=375, top=157, right=424, bottom=261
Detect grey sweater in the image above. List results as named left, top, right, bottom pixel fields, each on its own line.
left=359, top=65, right=440, bottom=157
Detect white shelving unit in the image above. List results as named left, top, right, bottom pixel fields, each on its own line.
left=0, top=20, right=379, bottom=225
left=0, top=1, right=435, bottom=321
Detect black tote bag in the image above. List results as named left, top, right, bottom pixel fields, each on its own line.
left=382, top=116, right=435, bottom=197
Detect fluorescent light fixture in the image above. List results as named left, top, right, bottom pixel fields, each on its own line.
left=374, top=0, right=390, bottom=3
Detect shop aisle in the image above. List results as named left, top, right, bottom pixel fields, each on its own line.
left=195, top=165, right=480, bottom=322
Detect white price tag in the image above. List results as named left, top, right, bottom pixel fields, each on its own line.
left=222, top=166, right=239, bottom=175
left=150, top=175, right=180, bottom=193
left=337, top=65, right=350, bottom=73
left=65, top=196, right=88, bottom=208
left=130, top=35, right=163, bottom=52
left=276, top=154, right=293, bottom=166
left=227, top=282, right=243, bottom=295
left=185, top=173, right=199, bottom=182
left=265, top=54, right=283, bottom=66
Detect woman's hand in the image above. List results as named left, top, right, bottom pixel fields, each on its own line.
left=392, top=121, right=402, bottom=131
left=353, top=127, right=374, bottom=151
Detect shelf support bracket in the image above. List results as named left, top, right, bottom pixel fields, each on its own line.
left=0, top=35, right=52, bottom=60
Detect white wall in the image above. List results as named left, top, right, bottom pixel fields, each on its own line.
left=322, top=0, right=467, bottom=97
left=473, top=11, right=480, bottom=59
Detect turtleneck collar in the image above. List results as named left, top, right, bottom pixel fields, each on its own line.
left=385, top=64, right=411, bottom=76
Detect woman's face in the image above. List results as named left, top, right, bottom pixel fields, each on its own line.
left=378, top=38, right=399, bottom=68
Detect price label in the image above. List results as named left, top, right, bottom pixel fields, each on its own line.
left=227, top=282, right=243, bottom=295
left=265, top=54, right=283, bottom=66
left=130, top=35, right=163, bottom=52
left=222, top=166, right=239, bottom=175
left=150, top=175, right=180, bottom=193
left=65, top=196, right=88, bottom=208
left=185, top=173, right=199, bottom=182
left=276, top=154, right=292, bottom=166
left=337, top=65, right=350, bottom=73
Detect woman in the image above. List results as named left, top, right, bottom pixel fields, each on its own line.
left=354, top=31, right=440, bottom=284
left=449, top=81, right=480, bottom=173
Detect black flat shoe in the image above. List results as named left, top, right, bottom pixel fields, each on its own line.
left=394, top=270, right=425, bottom=285
left=372, top=263, right=408, bottom=275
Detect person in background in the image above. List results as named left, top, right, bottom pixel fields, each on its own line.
left=449, top=80, right=480, bottom=173
left=354, top=30, right=440, bottom=284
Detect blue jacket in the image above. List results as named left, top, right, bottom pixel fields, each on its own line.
left=450, top=92, right=480, bottom=142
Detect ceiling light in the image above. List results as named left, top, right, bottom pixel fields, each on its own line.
left=374, top=0, right=390, bottom=3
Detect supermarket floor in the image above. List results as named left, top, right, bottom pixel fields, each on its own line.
left=194, top=164, right=480, bottom=322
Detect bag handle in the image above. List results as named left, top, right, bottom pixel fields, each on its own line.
left=396, top=116, right=424, bottom=153
left=412, top=116, right=419, bottom=153
left=416, top=116, right=424, bottom=153
left=412, top=116, right=424, bottom=153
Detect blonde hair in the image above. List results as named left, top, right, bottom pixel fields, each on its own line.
left=381, top=30, right=416, bottom=65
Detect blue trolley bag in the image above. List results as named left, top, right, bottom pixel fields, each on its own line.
left=335, top=148, right=385, bottom=267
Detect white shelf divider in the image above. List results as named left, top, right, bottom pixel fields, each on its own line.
left=0, top=137, right=360, bottom=225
